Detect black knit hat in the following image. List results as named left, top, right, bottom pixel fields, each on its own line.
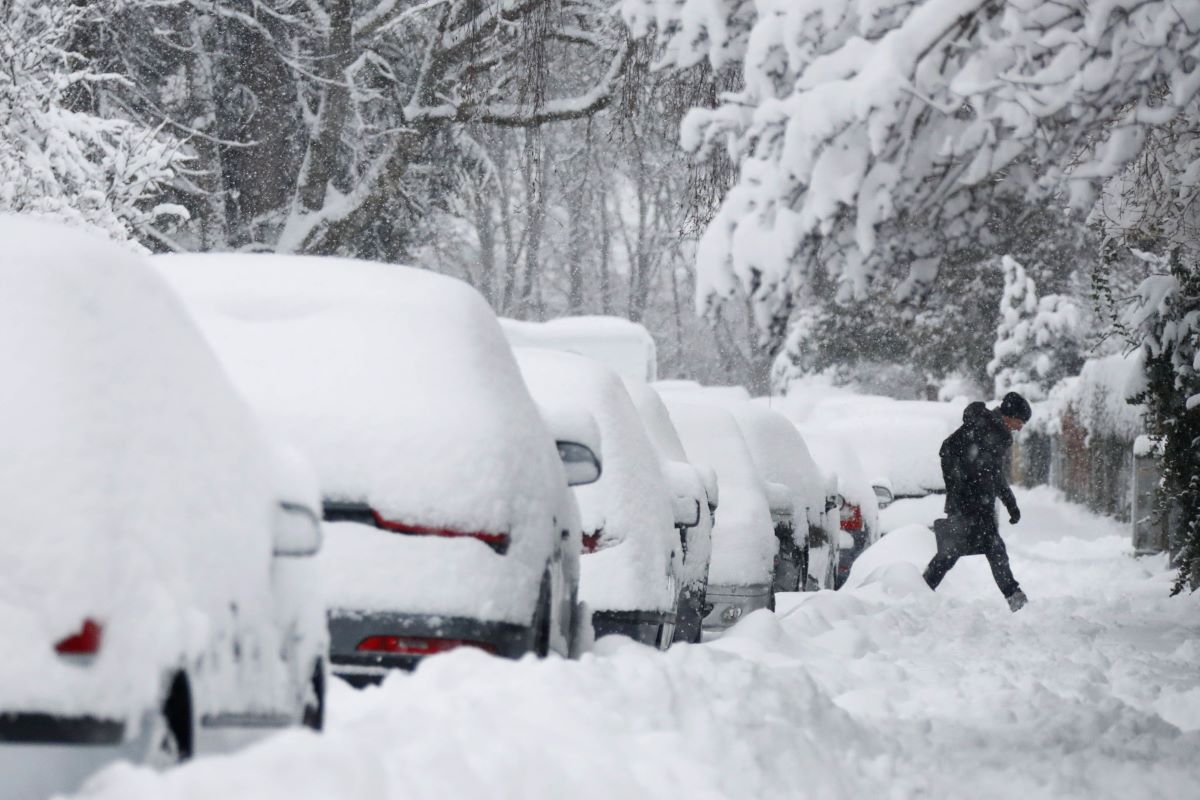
left=999, top=391, right=1032, bottom=422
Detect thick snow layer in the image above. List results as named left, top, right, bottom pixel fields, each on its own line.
left=515, top=349, right=678, bottom=613
left=662, top=401, right=776, bottom=588
left=154, top=253, right=564, bottom=623
left=64, top=488, right=1200, bottom=800
left=0, top=218, right=284, bottom=719
left=622, top=379, right=714, bottom=588
left=796, top=428, right=881, bottom=537
left=726, top=404, right=828, bottom=533
left=500, top=315, right=658, bottom=382
left=763, top=393, right=963, bottom=497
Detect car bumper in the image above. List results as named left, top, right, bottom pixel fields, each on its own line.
left=701, top=584, right=772, bottom=632
left=0, top=713, right=124, bottom=746
left=592, top=608, right=676, bottom=648
left=328, top=610, right=534, bottom=686
left=0, top=714, right=134, bottom=799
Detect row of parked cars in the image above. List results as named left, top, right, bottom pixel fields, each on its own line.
left=0, top=217, right=885, bottom=797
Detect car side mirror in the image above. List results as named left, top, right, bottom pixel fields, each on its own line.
left=872, top=479, right=894, bottom=509
left=273, top=501, right=323, bottom=557
left=558, top=441, right=602, bottom=487
left=673, top=496, right=702, bottom=529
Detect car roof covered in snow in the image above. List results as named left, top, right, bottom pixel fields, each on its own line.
left=661, top=399, right=775, bottom=588
left=500, top=315, right=658, bottom=382
left=759, top=394, right=963, bottom=497
left=515, top=348, right=678, bottom=613
left=0, top=217, right=287, bottom=716
left=725, top=404, right=828, bottom=529
left=796, top=427, right=881, bottom=533
left=154, top=253, right=564, bottom=558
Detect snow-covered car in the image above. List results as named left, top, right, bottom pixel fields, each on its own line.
left=516, top=349, right=682, bottom=648
left=768, top=394, right=964, bottom=499
left=0, top=219, right=327, bottom=797
left=661, top=400, right=777, bottom=632
left=796, top=429, right=882, bottom=589
left=725, top=404, right=838, bottom=593
left=621, top=378, right=716, bottom=644
left=500, top=315, right=658, bottom=381
left=154, top=254, right=579, bottom=685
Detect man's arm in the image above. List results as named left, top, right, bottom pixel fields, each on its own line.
left=997, top=448, right=1019, bottom=524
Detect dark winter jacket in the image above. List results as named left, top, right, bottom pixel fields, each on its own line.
left=940, top=402, right=1019, bottom=524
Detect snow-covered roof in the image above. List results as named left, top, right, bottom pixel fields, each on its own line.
left=662, top=400, right=776, bottom=588
left=0, top=218, right=286, bottom=716
left=500, top=315, right=658, bottom=382
left=515, top=349, right=678, bottom=613
left=154, top=253, right=565, bottom=622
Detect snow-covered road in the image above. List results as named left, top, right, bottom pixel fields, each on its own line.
left=67, top=488, right=1200, bottom=799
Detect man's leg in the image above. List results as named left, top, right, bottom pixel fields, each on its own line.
left=983, top=534, right=1020, bottom=598
left=923, top=551, right=959, bottom=590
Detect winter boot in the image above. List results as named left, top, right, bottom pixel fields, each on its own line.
left=1006, top=589, right=1028, bottom=613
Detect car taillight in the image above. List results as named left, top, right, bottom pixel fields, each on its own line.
left=840, top=504, right=863, bottom=532
left=355, top=636, right=496, bottom=656
left=581, top=529, right=619, bottom=554
left=55, top=619, right=103, bottom=655
left=371, top=511, right=510, bottom=554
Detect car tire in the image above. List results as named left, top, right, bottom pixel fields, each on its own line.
left=146, top=673, right=192, bottom=768
left=302, top=660, right=325, bottom=732
left=532, top=571, right=553, bottom=658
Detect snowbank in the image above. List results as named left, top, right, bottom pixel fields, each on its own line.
left=500, top=316, right=658, bottom=382
left=64, top=487, right=1200, bottom=800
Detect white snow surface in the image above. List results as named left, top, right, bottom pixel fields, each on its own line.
left=0, top=218, right=284, bottom=718
left=662, top=400, right=776, bottom=588
left=795, top=427, right=882, bottom=536
left=726, top=404, right=828, bottom=533
left=763, top=392, right=964, bottom=497
left=621, top=379, right=714, bottom=588
left=66, top=487, right=1200, bottom=800
left=154, top=253, right=565, bottom=623
left=500, top=315, right=658, bottom=382
left=515, top=349, right=679, bottom=613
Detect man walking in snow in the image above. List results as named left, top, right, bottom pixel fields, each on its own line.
left=923, top=392, right=1032, bottom=612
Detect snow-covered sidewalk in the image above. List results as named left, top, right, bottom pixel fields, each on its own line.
left=67, top=488, right=1200, bottom=799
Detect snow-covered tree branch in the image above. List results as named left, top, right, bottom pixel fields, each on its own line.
left=0, top=0, right=187, bottom=243
left=622, top=0, right=1200, bottom=344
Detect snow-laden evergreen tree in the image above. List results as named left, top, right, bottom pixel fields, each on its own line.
left=989, top=256, right=1084, bottom=401
left=0, top=0, right=185, bottom=242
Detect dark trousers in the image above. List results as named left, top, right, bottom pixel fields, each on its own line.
left=924, top=525, right=1021, bottom=598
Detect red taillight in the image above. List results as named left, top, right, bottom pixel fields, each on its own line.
left=582, top=531, right=601, bottom=554
left=55, top=619, right=103, bottom=655
left=371, top=511, right=510, bottom=554
left=840, top=504, right=863, bottom=532
left=355, top=635, right=496, bottom=656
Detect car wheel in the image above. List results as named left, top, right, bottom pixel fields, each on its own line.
left=532, top=572, right=553, bottom=658
left=146, top=673, right=192, bottom=768
left=302, top=660, right=325, bottom=732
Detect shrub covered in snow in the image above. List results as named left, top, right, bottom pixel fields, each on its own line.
left=0, top=1, right=186, bottom=243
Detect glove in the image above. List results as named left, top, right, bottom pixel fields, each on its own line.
left=1008, top=507, right=1021, bottom=525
